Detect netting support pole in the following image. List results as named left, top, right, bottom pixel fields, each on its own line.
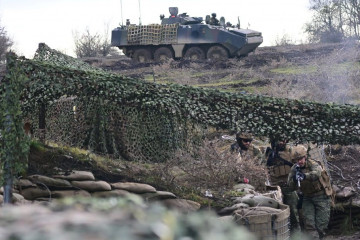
left=39, top=103, right=46, bottom=143
left=2, top=56, right=13, bottom=204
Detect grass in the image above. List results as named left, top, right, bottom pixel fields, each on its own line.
left=270, top=61, right=360, bottom=75
left=270, top=65, right=317, bottom=74
left=44, top=141, right=122, bottom=171
left=30, top=140, right=47, bottom=152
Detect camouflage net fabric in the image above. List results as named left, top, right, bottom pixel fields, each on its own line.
left=3, top=44, right=360, bottom=163
left=34, top=43, right=104, bottom=72
left=127, top=24, right=178, bottom=45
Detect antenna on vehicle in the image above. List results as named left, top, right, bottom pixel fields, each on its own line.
left=237, top=16, right=240, bottom=29
left=138, top=0, right=142, bottom=25
left=120, top=0, right=124, bottom=26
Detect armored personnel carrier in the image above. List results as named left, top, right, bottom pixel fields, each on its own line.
left=111, top=7, right=263, bottom=62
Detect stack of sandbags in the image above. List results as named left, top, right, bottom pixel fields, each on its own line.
left=0, top=187, right=29, bottom=205
left=0, top=170, right=201, bottom=213
left=217, top=182, right=290, bottom=239
left=218, top=183, right=282, bottom=216
left=332, top=185, right=356, bottom=202
left=233, top=204, right=290, bottom=240
left=328, top=184, right=359, bottom=235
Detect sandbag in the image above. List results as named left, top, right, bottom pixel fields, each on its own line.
left=161, top=199, right=201, bottom=213
left=51, top=190, right=91, bottom=198
left=335, top=186, right=356, bottom=200
left=111, top=182, right=156, bottom=193
left=141, top=191, right=177, bottom=201
left=21, top=187, right=51, bottom=200
left=15, top=179, right=36, bottom=189
left=233, top=195, right=280, bottom=209
left=233, top=183, right=255, bottom=191
left=218, top=203, right=250, bottom=216
left=53, top=171, right=95, bottom=181
left=71, top=181, right=111, bottom=192
left=92, top=190, right=130, bottom=198
left=27, top=175, right=71, bottom=188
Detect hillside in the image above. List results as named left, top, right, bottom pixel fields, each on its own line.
left=89, top=41, right=360, bottom=104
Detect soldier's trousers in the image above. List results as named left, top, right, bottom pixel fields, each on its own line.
left=302, top=194, right=331, bottom=239
left=282, top=187, right=300, bottom=231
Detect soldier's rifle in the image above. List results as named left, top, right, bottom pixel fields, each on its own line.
left=295, top=164, right=304, bottom=187
left=266, top=147, right=293, bottom=167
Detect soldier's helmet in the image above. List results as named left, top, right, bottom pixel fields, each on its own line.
left=236, top=132, right=253, bottom=140
left=291, top=145, right=307, bottom=161
left=211, top=13, right=217, bottom=17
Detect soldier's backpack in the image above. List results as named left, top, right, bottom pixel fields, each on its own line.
left=317, top=160, right=335, bottom=206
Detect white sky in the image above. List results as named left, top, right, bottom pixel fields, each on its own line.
left=0, top=0, right=312, bottom=58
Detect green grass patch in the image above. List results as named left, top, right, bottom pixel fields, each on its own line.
left=331, top=61, right=360, bottom=72
left=271, top=61, right=360, bottom=75
left=30, top=140, right=46, bottom=152
left=270, top=65, right=317, bottom=74
left=194, top=78, right=260, bottom=88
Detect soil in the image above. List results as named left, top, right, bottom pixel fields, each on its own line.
left=94, top=42, right=351, bottom=76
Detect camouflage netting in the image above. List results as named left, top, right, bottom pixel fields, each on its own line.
left=2, top=43, right=360, bottom=162
left=127, top=24, right=178, bottom=45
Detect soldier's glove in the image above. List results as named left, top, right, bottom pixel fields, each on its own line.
left=296, top=171, right=306, bottom=182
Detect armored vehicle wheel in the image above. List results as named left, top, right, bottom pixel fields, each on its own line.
left=154, top=47, right=174, bottom=62
left=206, top=46, right=228, bottom=60
left=133, top=49, right=152, bottom=63
left=184, top=47, right=205, bottom=60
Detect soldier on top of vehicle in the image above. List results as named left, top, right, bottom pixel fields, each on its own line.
left=209, top=13, right=220, bottom=25
left=287, top=145, right=332, bottom=240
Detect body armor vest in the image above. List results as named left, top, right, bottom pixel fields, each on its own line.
left=299, top=159, right=325, bottom=196
left=267, top=146, right=293, bottom=185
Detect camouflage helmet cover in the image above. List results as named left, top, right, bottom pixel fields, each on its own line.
left=236, top=132, right=253, bottom=140
left=291, top=145, right=307, bottom=161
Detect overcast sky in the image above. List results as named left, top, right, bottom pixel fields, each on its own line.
left=0, top=0, right=312, bottom=58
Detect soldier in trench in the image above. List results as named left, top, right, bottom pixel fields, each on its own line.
left=287, top=145, right=331, bottom=239
left=265, top=139, right=301, bottom=232
left=230, top=132, right=263, bottom=164
left=230, top=132, right=263, bottom=184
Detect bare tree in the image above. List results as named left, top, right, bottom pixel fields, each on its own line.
left=274, top=34, right=295, bottom=46
left=306, top=0, right=344, bottom=43
left=73, top=28, right=111, bottom=58
left=305, top=0, right=360, bottom=43
left=341, top=0, right=360, bottom=39
left=0, top=20, right=13, bottom=62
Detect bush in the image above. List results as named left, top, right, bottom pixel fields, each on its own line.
left=73, top=28, right=111, bottom=58
left=155, top=139, right=268, bottom=197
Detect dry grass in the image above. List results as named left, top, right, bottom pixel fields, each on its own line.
left=150, top=139, right=268, bottom=199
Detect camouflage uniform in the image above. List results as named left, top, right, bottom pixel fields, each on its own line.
left=266, top=144, right=300, bottom=231
left=231, top=142, right=262, bottom=163
left=287, top=157, right=331, bottom=239
left=230, top=132, right=263, bottom=164
left=209, top=13, right=219, bottom=25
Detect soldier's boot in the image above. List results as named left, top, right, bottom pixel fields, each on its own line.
left=307, top=230, right=320, bottom=239
left=318, top=229, right=326, bottom=239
